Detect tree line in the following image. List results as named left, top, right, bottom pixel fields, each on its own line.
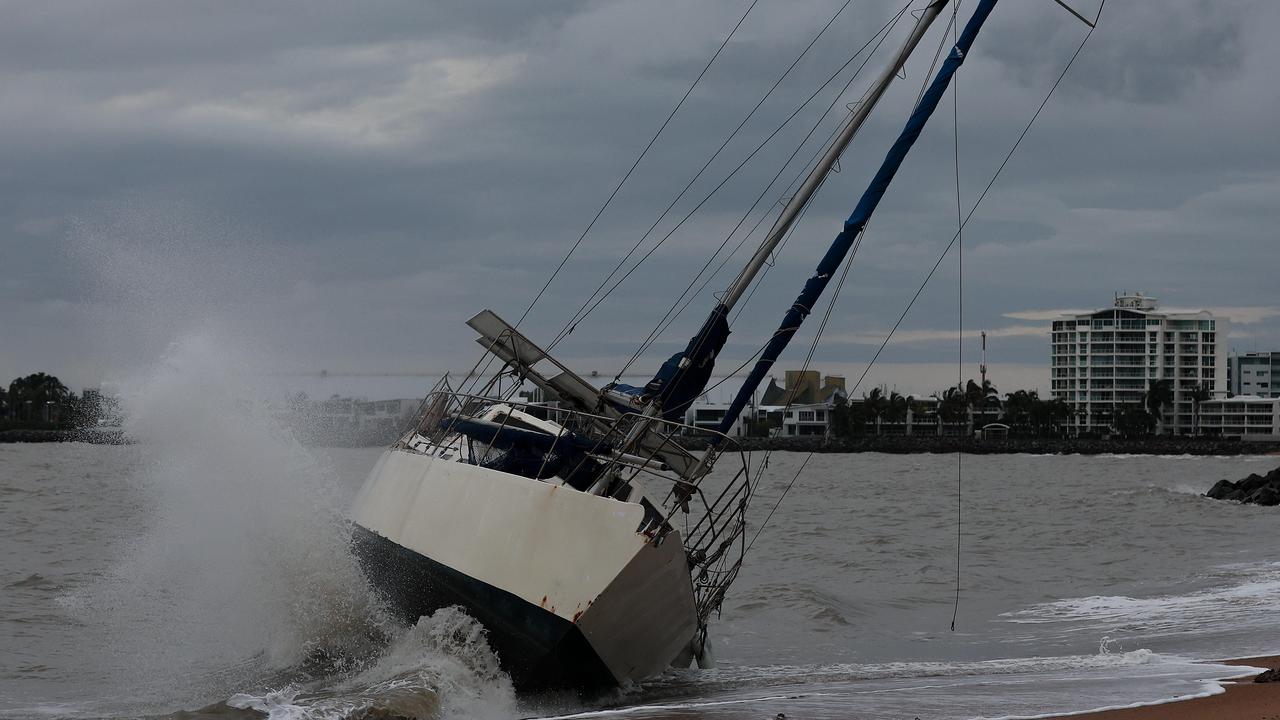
left=824, top=377, right=1198, bottom=439
left=0, top=372, right=119, bottom=429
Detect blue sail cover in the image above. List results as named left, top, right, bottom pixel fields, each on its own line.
left=644, top=302, right=731, bottom=421
left=713, top=0, right=999, bottom=441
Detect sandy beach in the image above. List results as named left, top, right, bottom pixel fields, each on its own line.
left=1055, top=657, right=1280, bottom=720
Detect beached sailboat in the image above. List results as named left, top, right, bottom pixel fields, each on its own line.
left=350, top=0, right=998, bottom=690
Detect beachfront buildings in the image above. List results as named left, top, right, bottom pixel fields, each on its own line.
left=683, top=370, right=846, bottom=437
left=283, top=395, right=422, bottom=445
left=1229, top=351, right=1279, bottom=398
left=1050, top=293, right=1229, bottom=435
left=1198, top=396, right=1280, bottom=440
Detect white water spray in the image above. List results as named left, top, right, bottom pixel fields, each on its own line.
left=87, top=331, right=390, bottom=702
left=67, top=205, right=516, bottom=718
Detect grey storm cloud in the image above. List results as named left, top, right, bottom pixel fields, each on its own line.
left=2, top=0, right=1277, bottom=398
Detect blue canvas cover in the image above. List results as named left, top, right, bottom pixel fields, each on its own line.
left=643, top=303, right=731, bottom=421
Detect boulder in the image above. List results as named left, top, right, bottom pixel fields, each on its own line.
left=1249, top=487, right=1280, bottom=506
left=1205, top=466, right=1280, bottom=505
left=1206, top=479, right=1239, bottom=500
left=1240, top=473, right=1270, bottom=492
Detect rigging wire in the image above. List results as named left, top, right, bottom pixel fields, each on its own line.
left=847, top=2, right=1103, bottom=401
left=513, top=0, right=760, bottom=331
left=745, top=215, right=863, bottom=555
left=551, top=0, right=859, bottom=358
left=612, top=7, right=914, bottom=378
left=456, top=0, right=759, bottom=400
left=915, top=2, right=962, bottom=107
left=950, top=0, right=963, bottom=634
left=741, top=0, right=1106, bottom=564
left=549, top=2, right=916, bottom=351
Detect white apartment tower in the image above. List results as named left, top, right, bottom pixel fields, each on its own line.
left=1050, top=293, right=1229, bottom=434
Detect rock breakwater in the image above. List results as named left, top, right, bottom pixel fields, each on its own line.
left=1206, top=466, right=1280, bottom=505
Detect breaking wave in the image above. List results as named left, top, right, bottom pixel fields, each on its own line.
left=1000, top=562, right=1280, bottom=636
left=227, top=608, right=517, bottom=720
left=65, top=331, right=516, bottom=719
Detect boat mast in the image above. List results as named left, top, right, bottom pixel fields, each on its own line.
left=711, top=0, right=1000, bottom=441
left=639, top=1, right=952, bottom=425
left=719, top=0, right=951, bottom=312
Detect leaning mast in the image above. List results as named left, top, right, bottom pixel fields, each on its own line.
left=641, top=0, right=954, bottom=427
left=719, top=0, right=952, bottom=311
left=711, top=0, right=1000, bottom=441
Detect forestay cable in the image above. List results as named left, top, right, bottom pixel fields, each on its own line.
left=848, top=1, right=1105, bottom=400
left=550, top=3, right=917, bottom=350
left=950, top=0, right=963, bottom=634
left=613, top=5, right=915, bottom=377
left=459, top=0, right=759, bottom=399
left=513, top=0, right=760, bottom=330
left=742, top=0, right=1105, bottom=566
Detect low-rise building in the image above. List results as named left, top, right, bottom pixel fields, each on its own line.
left=778, top=402, right=831, bottom=436
left=1198, top=396, right=1280, bottom=440
left=686, top=403, right=751, bottom=436
left=291, top=395, right=422, bottom=444
left=684, top=370, right=846, bottom=437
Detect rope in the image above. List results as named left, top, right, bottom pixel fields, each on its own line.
left=512, top=0, right=760, bottom=331
left=611, top=4, right=914, bottom=378
left=584, top=0, right=860, bottom=370
left=742, top=0, right=1105, bottom=567
left=458, top=0, right=759, bottom=400
left=950, top=0, right=963, bottom=634
left=598, top=0, right=867, bottom=379
left=848, top=3, right=1104, bottom=399
left=549, top=2, right=916, bottom=351
left=745, top=217, right=862, bottom=554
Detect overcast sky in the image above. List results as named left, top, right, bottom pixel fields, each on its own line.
left=2, top=0, right=1277, bottom=400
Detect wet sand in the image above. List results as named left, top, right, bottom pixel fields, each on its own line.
left=1055, top=656, right=1280, bottom=720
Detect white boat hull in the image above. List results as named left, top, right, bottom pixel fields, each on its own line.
left=350, top=447, right=698, bottom=689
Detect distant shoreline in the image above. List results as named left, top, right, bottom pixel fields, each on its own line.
left=0, top=428, right=131, bottom=444
left=3, top=428, right=1277, bottom=456
left=684, top=435, right=1280, bottom=456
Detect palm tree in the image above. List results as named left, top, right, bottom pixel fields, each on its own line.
left=1003, top=389, right=1038, bottom=432
left=964, top=379, right=985, bottom=409
left=1042, top=398, right=1074, bottom=437
left=1114, top=404, right=1154, bottom=438
left=863, top=387, right=889, bottom=435
left=936, top=386, right=969, bottom=424
left=886, top=391, right=909, bottom=423
left=8, top=373, right=71, bottom=422
left=981, top=378, right=1000, bottom=409
left=1190, top=383, right=1212, bottom=436
left=965, top=378, right=1002, bottom=426
left=1144, top=379, right=1174, bottom=430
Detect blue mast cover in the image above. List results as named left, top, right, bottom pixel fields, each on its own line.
left=713, top=0, right=999, bottom=441
left=644, top=303, right=731, bottom=421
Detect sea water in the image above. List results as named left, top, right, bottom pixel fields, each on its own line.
left=3, top=350, right=1278, bottom=720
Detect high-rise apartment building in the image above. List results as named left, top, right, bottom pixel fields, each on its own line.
left=1229, top=352, right=1279, bottom=398
left=1050, top=293, right=1229, bottom=434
